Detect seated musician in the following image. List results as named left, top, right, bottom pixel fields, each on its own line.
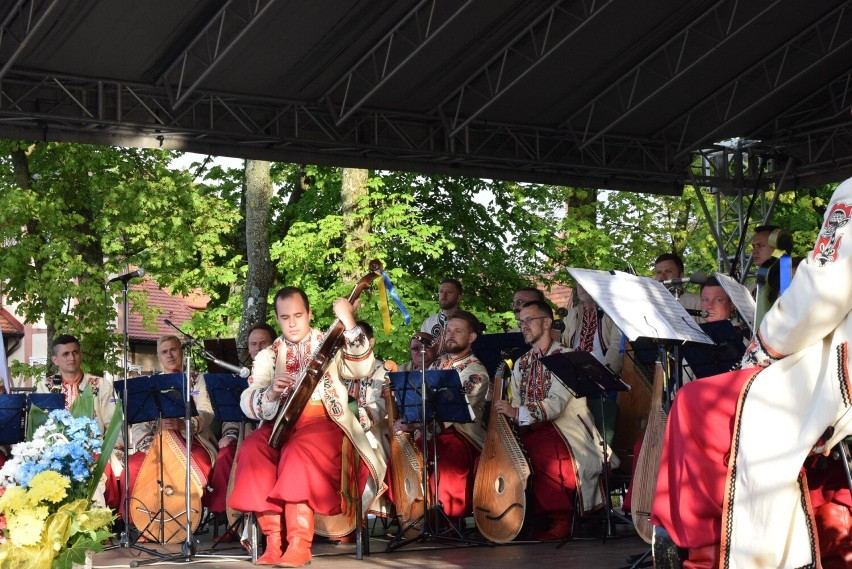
left=38, top=334, right=123, bottom=508
left=399, top=332, right=439, bottom=371
left=561, top=283, right=624, bottom=374
left=651, top=176, right=852, bottom=569
left=493, top=300, right=612, bottom=541
left=654, top=252, right=703, bottom=316
left=227, top=287, right=386, bottom=567
left=204, top=322, right=277, bottom=531
left=120, top=335, right=217, bottom=525
left=395, top=310, right=489, bottom=529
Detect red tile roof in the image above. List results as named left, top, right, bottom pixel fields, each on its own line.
left=125, top=278, right=205, bottom=342
left=0, top=307, right=24, bottom=337
left=543, top=282, right=574, bottom=310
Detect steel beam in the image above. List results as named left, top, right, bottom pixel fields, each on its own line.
left=565, top=0, right=784, bottom=151
left=158, top=0, right=278, bottom=110
left=0, top=0, right=62, bottom=81
left=324, top=0, right=474, bottom=126
left=664, top=3, right=852, bottom=158
left=437, top=0, right=612, bottom=139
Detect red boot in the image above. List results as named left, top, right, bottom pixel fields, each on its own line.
left=683, top=544, right=719, bottom=569
left=255, top=511, right=285, bottom=565
left=279, top=502, right=314, bottom=567
left=814, top=501, right=852, bottom=569
left=532, top=512, right=572, bottom=541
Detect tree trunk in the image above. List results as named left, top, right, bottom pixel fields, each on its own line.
left=237, top=160, right=275, bottom=364
left=341, top=168, right=371, bottom=284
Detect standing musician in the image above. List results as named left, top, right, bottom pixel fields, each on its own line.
left=561, top=283, right=624, bottom=375
left=397, top=311, right=488, bottom=527
left=39, top=333, right=123, bottom=508
left=654, top=253, right=703, bottom=315
left=205, top=322, right=277, bottom=529
left=493, top=300, right=612, bottom=541
left=420, top=278, right=463, bottom=355
left=652, top=176, right=852, bottom=569
left=120, top=335, right=217, bottom=519
left=227, top=287, right=386, bottom=567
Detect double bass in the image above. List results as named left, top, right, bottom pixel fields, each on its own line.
left=383, top=361, right=428, bottom=535
left=268, top=260, right=383, bottom=448
left=472, top=359, right=532, bottom=543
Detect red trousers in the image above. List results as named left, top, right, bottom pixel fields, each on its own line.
left=520, top=423, right=578, bottom=515
left=228, top=410, right=369, bottom=516
left=204, top=442, right=236, bottom=513
left=427, top=427, right=479, bottom=518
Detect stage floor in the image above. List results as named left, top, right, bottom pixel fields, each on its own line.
left=94, top=515, right=651, bottom=569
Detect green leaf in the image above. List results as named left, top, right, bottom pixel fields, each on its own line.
left=86, top=399, right=124, bottom=502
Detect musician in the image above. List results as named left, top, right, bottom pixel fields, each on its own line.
left=652, top=177, right=852, bottom=568
left=750, top=224, right=779, bottom=267
left=561, top=283, right=624, bottom=374
left=343, top=321, right=389, bottom=458
left=121, top=335, right=217, bottom=520
left=420, top=278, right=463, bottom=354
left=205, top=322, right=277, bottom=528
left=494, top=300, right=612, bottom=541
left=509, top=287, right=545, bottom=332
left=398, top=311, right=488, bottom=525
left=654, top=252, right=702, bottom=314
left=399, top=332, right=439, bottom=371
left=38, top=334, right=123, bottom=508
left=228, top=287, right=385, bottom=567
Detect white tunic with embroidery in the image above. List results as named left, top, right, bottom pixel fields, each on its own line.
left=724, top=177, right=852, bottom=569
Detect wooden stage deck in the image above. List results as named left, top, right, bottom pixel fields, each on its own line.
left=93, top=515, right=652, bottom=569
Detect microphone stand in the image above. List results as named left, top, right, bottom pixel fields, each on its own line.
left=106, top=275, right=164, bottom=560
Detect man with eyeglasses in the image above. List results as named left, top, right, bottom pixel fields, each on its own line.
left=420, top=278, right=463, bottom=354
left=493, top=300, right=612, bottom=541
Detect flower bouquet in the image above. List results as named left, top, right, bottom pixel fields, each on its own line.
left=0, top=388, right=123, bottom=569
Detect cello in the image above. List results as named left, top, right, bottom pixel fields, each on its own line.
left=383, top=361, right=428, bottom=536
left=472, top=359, right=532, bottom=543
left=268, top=260, right=384, bottom=448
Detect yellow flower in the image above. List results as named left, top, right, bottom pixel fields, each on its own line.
left=26, top=471, right=69, bottom=505
left=6, top=509, right=46, bottom=547
left=0, top=486, right=27, bottom=514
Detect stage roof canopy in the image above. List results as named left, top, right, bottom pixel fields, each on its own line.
left=2, top=0, right=851, bottom=194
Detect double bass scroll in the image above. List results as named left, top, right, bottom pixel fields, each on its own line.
left=268, top=260, right=383, bottom=449
left=472, top=359, right=532, bottom=543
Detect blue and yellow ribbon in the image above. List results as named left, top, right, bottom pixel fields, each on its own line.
left=377, top=270, right=411, bottom=334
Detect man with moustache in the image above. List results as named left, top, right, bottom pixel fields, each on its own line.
left=493, top=300, right=611, bottom=541
left=399, top=332, right=439, bottom=372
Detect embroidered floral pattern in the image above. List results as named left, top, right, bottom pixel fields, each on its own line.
left=814, top=201, right=852, bottom=266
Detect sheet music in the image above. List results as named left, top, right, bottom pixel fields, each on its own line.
left=567, top=268, right=714, bottom=345
left=714, top=272, right=756, bottom=333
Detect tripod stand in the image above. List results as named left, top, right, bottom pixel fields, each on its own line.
left=385, top=366, right=482, bottom=551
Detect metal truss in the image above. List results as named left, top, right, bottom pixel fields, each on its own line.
left=323, top=0, right=474, bottom=126
left=436, top=0, right=612, bottom=139
left=0, top=69, right=690, bottom=194
left=564, top=0, right=784, bottom=150
left=662, top=2, right=852, bottom=158
left=158, top=0, right=279, bottom=110
left=0, top=0, right=62, bottom=81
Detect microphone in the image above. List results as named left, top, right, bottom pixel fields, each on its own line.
left=554, top=307, right=569, bottom=317
left=107, top=267, right=145, bottom=284
left=662, top=270, right=708, bottom=287
left=551, top=320, right=566, bottom=332
left=50, top=374, right=63, bottom=393
left=211, top=358, right=251, bottom=378
left=685, top=309, right=710, bottom=318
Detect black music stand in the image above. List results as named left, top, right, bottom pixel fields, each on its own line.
left=113, top=373, right=197, bottom=548
left=198, top=373, right=257, bottom=560
left=472, top=332, right=528, bottom=378
left=539, top=351, right=631, bottom=543
left=384, top=369, right=480, bottom=552
left=682, top=321, right=747, bottom=380
left=0, top=394, right=27, bottom=445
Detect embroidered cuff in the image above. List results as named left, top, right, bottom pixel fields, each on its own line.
left=741, top=335, right=782, bottom=369
left=256, top=387, right=281, bottom=420
left=517, top=406, right=532, bottom=426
